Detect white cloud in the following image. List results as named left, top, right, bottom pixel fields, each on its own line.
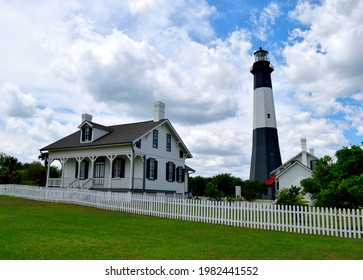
left=250, top=2, right=281, bottom=41
left=278, top=0, right=363, bottom=150
left=50, top=16, right=251, bottom=125
left=0, top=84, right=37, bottom=118
left=284, top=0, right=363, bottom=104
left=0, top=84, right=74, bottom=162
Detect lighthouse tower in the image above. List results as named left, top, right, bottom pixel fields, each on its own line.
left=249, top=48, right=282, bottom=198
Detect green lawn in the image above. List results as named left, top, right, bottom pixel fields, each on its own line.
left=0, top=196, right=362, bottom=260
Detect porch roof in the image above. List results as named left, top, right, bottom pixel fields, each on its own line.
left=41, top=119, right=166, bottom=151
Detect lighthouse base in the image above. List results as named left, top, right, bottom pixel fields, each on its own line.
left=250, top=127, right=282, bottom=194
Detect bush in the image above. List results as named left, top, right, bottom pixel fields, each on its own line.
left=276, top=186, right=308, bottom=206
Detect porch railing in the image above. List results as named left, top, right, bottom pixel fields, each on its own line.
left=47, top=177, right=144, bottom=189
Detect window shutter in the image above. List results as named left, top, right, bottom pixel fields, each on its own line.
left=75, top=162, right=78, bottom=178
left=81, top=128, right=86, bottom=142
left=181, top=167, right=185, bottom=182
left=154, top=160, right=158, bottom=180
left=112, top=161, right=115, bottom=178
left=165, top=162, right=169, bottom=181
left=88, top=127, right=92, bottom=141
left=84, top=161, right=89, bottom=179
left=146, top=158, right=150, bottom=179
left=172, top=163, right=176, bottom=182
left=121, top=158, right=125, bottom=178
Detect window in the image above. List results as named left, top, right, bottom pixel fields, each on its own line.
left=75, top=160, right=89, bottom=179
left=135, top=139, right=141, bottom=149
left=165, top=162, right=175, bottom=182
left=267, top=113, right=271, bottom=119
left=146, top=158, right=158, bottom=180
left=81, top=125, right=92, bottom=142
left=152, top=130, right=158, bottom=148
left=166, top=134, right=171, bottom=152
left=112, top=158, right=125, bottom=178
left=179, top=150, right=184, bottom=158
left=176, top=166, right=184, bottom=183
left=94, top=161, right=105, bottom=178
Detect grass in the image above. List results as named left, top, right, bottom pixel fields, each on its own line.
left=0, top=195, right=362, bottom=260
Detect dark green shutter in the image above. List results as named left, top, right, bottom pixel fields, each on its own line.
left=81, top=128, right=86, bottom=142
left=154, top=160, right=158, bottom=180
left=88, top=127, right=92, bottom=141
left=84, top=161, right=89, bottom=179
left=75, top=162, right=78, bottom=178
left=121, top=158, right=125, bottom=178
left=172, top=163, right=176, bottom=181
left=146, top=158, right=150, bottom=179
left=165, top=162, right=169, bottom=181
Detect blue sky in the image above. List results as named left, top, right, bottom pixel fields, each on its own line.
left=0, top=0, right=362, bottom=178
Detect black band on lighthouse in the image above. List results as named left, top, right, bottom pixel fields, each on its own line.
left=250, top=61, right=273, bottom=89
left=250, top=127, right=282, bottom=181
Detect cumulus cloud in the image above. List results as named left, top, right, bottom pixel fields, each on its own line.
left=283, top=0, right=363, bottom=106
left=250, top=2, right=281, bottom=41
left=0, top=84, right=37, bottom=118
left=0, top=84, right=74, bottom=162
left=275, top=0, right=363, bottom=155
left=51, top=14, right=251, bottom=125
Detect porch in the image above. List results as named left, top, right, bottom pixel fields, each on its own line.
left=46, top=152, right=145, bottom=190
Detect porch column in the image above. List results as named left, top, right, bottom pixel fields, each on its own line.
left=75, top=157, right=84, bottom=187
left=126, top=152, right=134, bottom=190
left=45, top=159, right=52, bottom=188
left=106, top=155, right=117, bottom=188
left=142, top=155, right=146, bottom=190
left=59, top=158, right=68, bottom=188
left=89, top=156, right=98, bottom=187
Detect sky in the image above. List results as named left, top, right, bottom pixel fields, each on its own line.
left=0, top=0, right=362, bottom=179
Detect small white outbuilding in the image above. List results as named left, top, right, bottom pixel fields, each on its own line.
left=269, top=138, right=319, bottom=196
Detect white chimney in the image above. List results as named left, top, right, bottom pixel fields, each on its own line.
left=301, top=138, right=307, bottom=151
left=82, top=113, right=93, bottom=123
left=154, top=101, right=165, bottom=122
left=301, top=138, right=308, bottom=166
left=309, top=148, right=315, bottom=155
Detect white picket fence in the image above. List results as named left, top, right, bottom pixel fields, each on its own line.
left=1, top=184, right=362, bottom=239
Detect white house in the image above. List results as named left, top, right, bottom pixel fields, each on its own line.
left=268, top=138, right=319, bottom=196
left=40, top=101, right=194, bottom=196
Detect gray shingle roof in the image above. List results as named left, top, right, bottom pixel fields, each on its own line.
left=41, top=119, right=165, bottom=151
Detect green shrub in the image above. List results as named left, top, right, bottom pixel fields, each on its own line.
left=276, top=186, right=308, bottom=206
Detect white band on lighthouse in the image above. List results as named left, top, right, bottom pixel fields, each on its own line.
left=253, top=87, right=277, bottom=129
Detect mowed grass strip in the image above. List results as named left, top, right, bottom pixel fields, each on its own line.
left=0, top=196, right=362, bottom=260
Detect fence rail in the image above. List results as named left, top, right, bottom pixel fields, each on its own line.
left=1, top=184, right=362, bottom=239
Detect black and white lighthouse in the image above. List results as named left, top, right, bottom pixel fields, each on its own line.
left=249, top=48, right=282, bottom=199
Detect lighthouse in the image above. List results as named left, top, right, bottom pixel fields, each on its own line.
left=249, top=48, right=282, bottom=199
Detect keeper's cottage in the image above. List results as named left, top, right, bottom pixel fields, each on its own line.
left=40, top=102, right=194, bottom=196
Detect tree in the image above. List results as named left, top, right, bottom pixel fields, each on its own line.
left=189, top=176, right=209, bottom=197
left=0, top=153, right=22, bottom=184
left=190, top=173, right=268, bottom=201
left=209, top=173, right=241, bottom=197
left=38, top=152, right=49, bottom=186
left=205, top=181, right=224, bottom=201
left=21, top=161, right=47, bottom=186
left=301, top=145, right=363, bottom=208
left=0, top=153, right=59, bottom=186
left=240, top=180, right=268, bottom=201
